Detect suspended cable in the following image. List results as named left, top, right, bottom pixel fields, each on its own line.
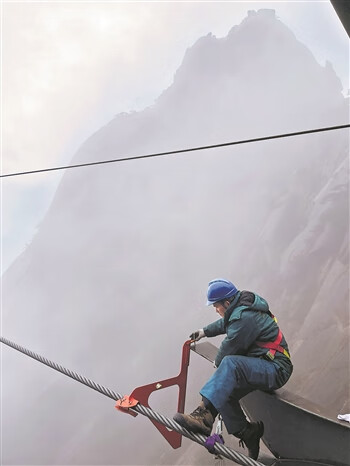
left=0, top=335, right=264, bottom=466
left=1, top=123, right=349, bottom=179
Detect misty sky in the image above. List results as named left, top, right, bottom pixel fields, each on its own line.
left=1, top=0, right=349, bottom=275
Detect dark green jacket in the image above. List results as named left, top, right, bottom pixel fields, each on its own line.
left=203, top=291, right=292, bottom=373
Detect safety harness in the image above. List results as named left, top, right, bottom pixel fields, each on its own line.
left=224, top=291, right=291, bottom=361
left=256, top=315, right=291, bottom=360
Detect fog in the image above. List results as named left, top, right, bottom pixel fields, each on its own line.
left=1, top=9, right=349, bottom=466
left=2, top=0, right=348, bottom=275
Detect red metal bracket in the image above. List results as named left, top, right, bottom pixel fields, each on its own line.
left=115, top=339, right=192, bottom=449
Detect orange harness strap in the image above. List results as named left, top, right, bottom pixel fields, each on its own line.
left=256, top=328, right=290, bottom=360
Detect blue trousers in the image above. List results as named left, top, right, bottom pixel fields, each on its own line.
left=200, top=355, right=290, bottom=434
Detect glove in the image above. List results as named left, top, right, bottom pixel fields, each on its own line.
left=189, top=329, right=205, bottom=341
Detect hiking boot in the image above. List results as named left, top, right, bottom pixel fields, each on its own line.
left=173, top=405, right=214, bottom=436
left=237, top=421, right=264, bottom=460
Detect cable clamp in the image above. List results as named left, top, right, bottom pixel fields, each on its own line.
left=115, top=395, right=139, bottom=417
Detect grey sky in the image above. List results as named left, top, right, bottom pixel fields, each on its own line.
left=1, top=0, right=349, bottom=274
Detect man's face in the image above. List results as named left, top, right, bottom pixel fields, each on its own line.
left=213, top=301, right=229, bottom=318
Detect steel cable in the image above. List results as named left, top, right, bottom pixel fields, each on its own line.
left=1, top=335, right=264, bottom=466
left=1, top=123, right=349, bottom=178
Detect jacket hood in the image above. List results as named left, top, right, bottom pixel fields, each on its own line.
left=251, top=293, right=270, bottom=313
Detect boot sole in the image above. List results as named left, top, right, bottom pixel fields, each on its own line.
left=173, top=413, right=212, bottom=436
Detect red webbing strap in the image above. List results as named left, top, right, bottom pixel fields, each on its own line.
left=256, top=329, right=285, bottom=358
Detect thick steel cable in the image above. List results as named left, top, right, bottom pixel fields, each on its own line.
left=1, top=335, right=264, bottom=466
left=1, top=123, right=349, bottom=178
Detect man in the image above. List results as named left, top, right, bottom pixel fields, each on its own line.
left=174, top=279, right=293, bottom=460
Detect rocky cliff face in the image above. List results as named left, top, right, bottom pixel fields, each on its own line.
left=2, top=9, right=348, bottom=465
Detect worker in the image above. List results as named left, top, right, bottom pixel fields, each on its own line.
left=174, top=279, right=293, bottom=459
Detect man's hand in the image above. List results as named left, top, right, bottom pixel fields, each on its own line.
left=189, top=329, right=205, bottom=341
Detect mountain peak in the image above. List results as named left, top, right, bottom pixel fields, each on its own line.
left=156, top=8, right=345, bottom=137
